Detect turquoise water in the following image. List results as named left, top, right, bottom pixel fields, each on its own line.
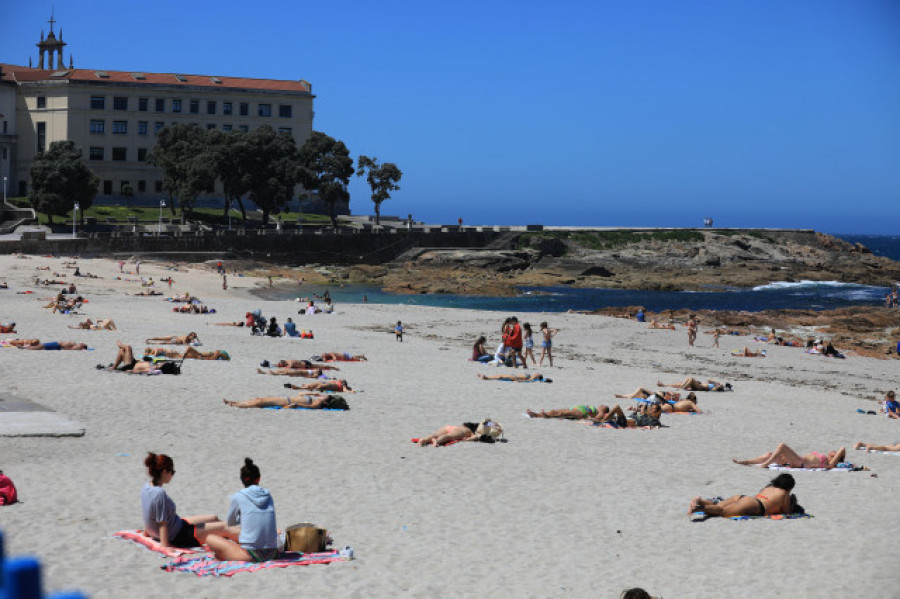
left=257, top=235, right=899, bottom=314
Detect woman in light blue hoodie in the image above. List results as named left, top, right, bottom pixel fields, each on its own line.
left=206, top=458, right=279, bottom=562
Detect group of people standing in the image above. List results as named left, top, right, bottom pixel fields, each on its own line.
left=472, top=317, right=558, bottom=367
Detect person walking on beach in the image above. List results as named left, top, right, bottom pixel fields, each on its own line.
left=522, top=323, right=536, bottom=366
left=222, top=275, right=228, bottom=291
left=395, top=321, right=403, bottom=342
left=687, top=314, right=698, bottom=347
left=538, top=321, right=558, bottom=367
left=135, top=260, right=141, bottom=276
left=711, top=328, right=721, bottom=348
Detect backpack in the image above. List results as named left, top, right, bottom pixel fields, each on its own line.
left=159, top=361, right=181, bottom=375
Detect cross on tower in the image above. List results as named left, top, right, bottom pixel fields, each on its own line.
left=48, top=13, right=56, bottom=33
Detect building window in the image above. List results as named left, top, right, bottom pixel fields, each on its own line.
left=90, top=96, right=105, bottom=110
left=113, top=96, right=128, bottom=110
left=222, top=124, right=232, bottom=132
left=155, top=98, right=165, bottom=112
left=36, top=122, right=46, bottom=153
left=258, top=104, right=272, bottom=117
left=239, top=125, right=249, bottom=132
left=239, top=102, right=248, bottom=116
left=172, top=99, right=182, bottom=113
left=138, top=180, right=146, bottom=192
left=138, top=98, right=148, bottom=111
left=154, top=181, right=163, bottom=193
left=112, top=121, right=128, bottom=134
left=278, top=127, right=292, bottom=135
left=204, top=123, right=214, bottom=130
left=188, top=100, right=198, bottom=113
left=207, top=101, right=216, bottom=115
left=279, top=105, right=292, bottom=118
left=103, top=180, right=113, bottom=195
left=37, top=96, right=47, bottom=109
left=112, top=147, right=127, bottom=161
left=3, top=121, right=7, bottom=134
left=137, top=148, right=148, bottom=162
left=90, top=120, right=105, bottom=134
left=138, top=121, right=148, bottom=135
left=1, top=148, right=5, bottom=159
left=223, top=102, right=232, bottom=115
left=89, top=147, right=104, bottom=161
left=154, top=122, right=164, bottom=133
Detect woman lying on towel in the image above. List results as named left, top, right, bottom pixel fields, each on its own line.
left=416, top=424, right=479, bottom=447
left=145, top=332, right=199, bottom=345
left=527, top=405, right=610, bottom=420
left=284, top=379, right=351, bottom=392
left=223, top=393, right=349, bottom=410
left=587, top=403, right=663, bottom=428
left=477, top=372, right=550, bottom=383
left=142, top=453, right=236, bottom=552
left=689, top=473, right=802, bottom=518
left=310, top=352, right=367, bottom=362
left=647, top=319, right=676, bottom=330
left=854, top=441, right=900, bottom=453
left=657, top=377, right=732, bottom=392
left=69, top=318, right=117, bottom=331
left=615, top=387, right=681, bottom=401
left=205, top=458, right=280, bottom=562
left=732, top=346, right=766, bottom=357
left=273, top=359, right=340, bottom=370
left=256, top=367, right=325, bottom=378
left=16, top=340, right=88, bottom=350
left=144, top=346, right=230, bottom=360
left=733, top=443, right=846, bottom=469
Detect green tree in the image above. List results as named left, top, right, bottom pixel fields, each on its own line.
left=244, top=126, right=301, bottom=224
left=148, top=124, right=217, bottom=222
left=356, top=155, right=403, bottom=226
left=28, top=140, right=98, bottom=225
left=121, top=183, right=134, bottom=210
left=297, top=131, right=354, bottom=227
left=210, top=130, right=252, bottom=224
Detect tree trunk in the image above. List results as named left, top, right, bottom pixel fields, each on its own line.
left=237, top=198, right=247, bottom=223
left=375, top=202, right=381, bottom=226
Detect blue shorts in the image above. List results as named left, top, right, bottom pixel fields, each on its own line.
left=541, top=340, right=551, bottom=349
left=43, top=342, right=61, bottom=350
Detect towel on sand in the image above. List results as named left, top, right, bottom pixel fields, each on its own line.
left=162, top=551, right=345, bottom=577
left=114, top=530, right=203, bottom=556
left=767, top=463, right=866, bottom=472
left=691, top=512, right=813, bottom=522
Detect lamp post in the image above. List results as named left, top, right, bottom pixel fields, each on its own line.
left=2, top=176, right=7, bottom=205
left=158, top=199, right=166, bottom=234
left=228, top=199, right=232, bottom=232
left=72, top=202, right=79, bottom=238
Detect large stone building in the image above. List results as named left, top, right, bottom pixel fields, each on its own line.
left=1, top=16, right=324, bottom=210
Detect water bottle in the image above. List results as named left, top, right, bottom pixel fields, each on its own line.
left=339, top=546, right=354, bottom=560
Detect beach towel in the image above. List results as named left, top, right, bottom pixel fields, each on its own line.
left=411, top=438, right=461, bottom=446
left=766, top=463, right=866, bottom=472
left=855, top=448, right=900, bottom=456
left=691, top=512, right=812, bottom=522
left=162, top=550, right=345, bottom=577
left=113, top=530, right=204, bottom=556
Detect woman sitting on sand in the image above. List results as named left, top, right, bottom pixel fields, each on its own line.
left=689, top=473, right=802, bottom=518
left=472, top=336, right=492, bottom=363
left=257, top=367, right=324, bottom=378
left=854, top=441, right=900, bottom=453
left=144, top=346, right=229, bottom=360
left=311, top=352, right=366, bottom=362
left=733, top=443, right=846, bottom=469
left=145, top=332, right=199, bottom=345
left=477, top=372, right=549, bottom=383
left=283, top=379, right=351, bottom=392
left=658, top=377, right=731, bottom=392
left=416, top=424, right=479, bottom=447
left=109, top=341, right=155, bottom=373
left=70, top=318, right=117, bottom=331
left=141, top=452, right=235, bottom=551
left=204, top=458, right=279, bottom=562
left=224, top=393, right=349, bottom=410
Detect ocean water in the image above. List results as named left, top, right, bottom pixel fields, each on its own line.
left=260, top=234, right=900, bottom=314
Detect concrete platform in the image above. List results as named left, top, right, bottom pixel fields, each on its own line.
left=0, top=393, right=85, bottom=437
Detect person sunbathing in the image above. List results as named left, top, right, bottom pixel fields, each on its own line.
left=212, top=321, right=245, bottom=327
left=416, top=423, right=479, bottom=447
left=0, top=323, right=16, bottom=334
left=733, top=443, right=846, bottom=469
left=689, top=473, right=801, bottom=518
left=5, top=338, right=41, bottom=347
left=647, top=319, right=676, bottom=330
left=146, top=332, right=199, bottom=345
left=109, top=341, right=155, bottom=373
left=17, top=341, right=88, bottom=350
left=854, top=441, right=900, bottom=453
left=477, top=372, right=549, bottom=382
left=284, top=379, right=351, bottom=392
left=257, top=367, right=324, bottom=378
left=223, top=392, right=349, bottom=410
left=657, top=377, right=732, bottom=392
left=588, top=403, right=662, bottom=428
left=132, top=290, right=163, bottom=296
left=311, top=352, right=366, bottom=362
left=144, top=346, right=229, bottom=360
left=275, top=359, right=339, bottom=370
left=527, top=405, right=610, bottom=420
left=733, top=347, right=765, bottom=357
left=615, top=387, right=681, bottom=401
left=69, top=318, right=117, bottom=331
left=658, top=393, right=701, bottom=413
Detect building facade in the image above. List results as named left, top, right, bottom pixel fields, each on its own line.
left=1, top=17, right=325, bottom=211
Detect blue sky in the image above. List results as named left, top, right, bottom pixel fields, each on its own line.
left=6, top=1, right=899, bottom=233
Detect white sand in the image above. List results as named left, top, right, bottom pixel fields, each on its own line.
left=0, top=254, right=898, bottom=598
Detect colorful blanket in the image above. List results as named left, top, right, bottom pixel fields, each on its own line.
left=162, top=550, right=345, bottom=577
left=856, top=449, right=900, bottom=456
left=767, top=463, right=866, bottom=472
left=691, top=512, right=813, bottom=522
left=113, top=530, right=204, bottom=556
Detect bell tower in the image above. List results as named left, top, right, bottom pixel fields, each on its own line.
left=36, top=13, right=68, bottom=70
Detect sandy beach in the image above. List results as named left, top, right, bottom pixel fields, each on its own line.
left=0, top=253, right=898, bottom=598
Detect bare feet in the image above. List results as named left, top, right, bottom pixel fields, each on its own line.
left=222, top=398, right=236, bottom=407
left=477, top=374, right=486, bottom=379
left=526, top=409, right=539, bottom=418
left=688, top=496, right=703, bottom=514
left=732, top=458, right=752, bottom=466
left=257, top=368, right=266, bottom=375
left=853, top=442, right=865, bottom=451
left=657, top=381, right=665, bottom=387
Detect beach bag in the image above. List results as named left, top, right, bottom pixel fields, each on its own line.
left=0, top=472, right=18, bottom=505
left=322, top=395, right=350, bottom=410
left=284, top=523, right=330, bottom=553
left=475, top=420, right=503, bottom=443
left=159, top=361, right=181, bottom=375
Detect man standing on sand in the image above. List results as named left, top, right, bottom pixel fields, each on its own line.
left=687, top=314, right=698, bottom=347
left=505, top=316, right=527, bottom=369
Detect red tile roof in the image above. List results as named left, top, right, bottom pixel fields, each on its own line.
left=0, top=63, right=311, bottom=94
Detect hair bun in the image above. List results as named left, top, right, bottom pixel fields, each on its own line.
left=244, top=457, right=254, bottom=466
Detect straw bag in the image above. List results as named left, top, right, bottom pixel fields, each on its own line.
left=284, top=523, right=330, bottom=553
left=475, top=419, right=503, bottom=443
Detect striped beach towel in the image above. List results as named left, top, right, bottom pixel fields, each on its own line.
left=162, top=550, right=345, bottom=577
left=113, top=530, right=203, bottom=556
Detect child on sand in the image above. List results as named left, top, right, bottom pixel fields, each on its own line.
left=538, top=322, right=558, bottom=367
left=523, top=323, right=536, bottom=366
left=395, top=321, right=403, bottom=342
